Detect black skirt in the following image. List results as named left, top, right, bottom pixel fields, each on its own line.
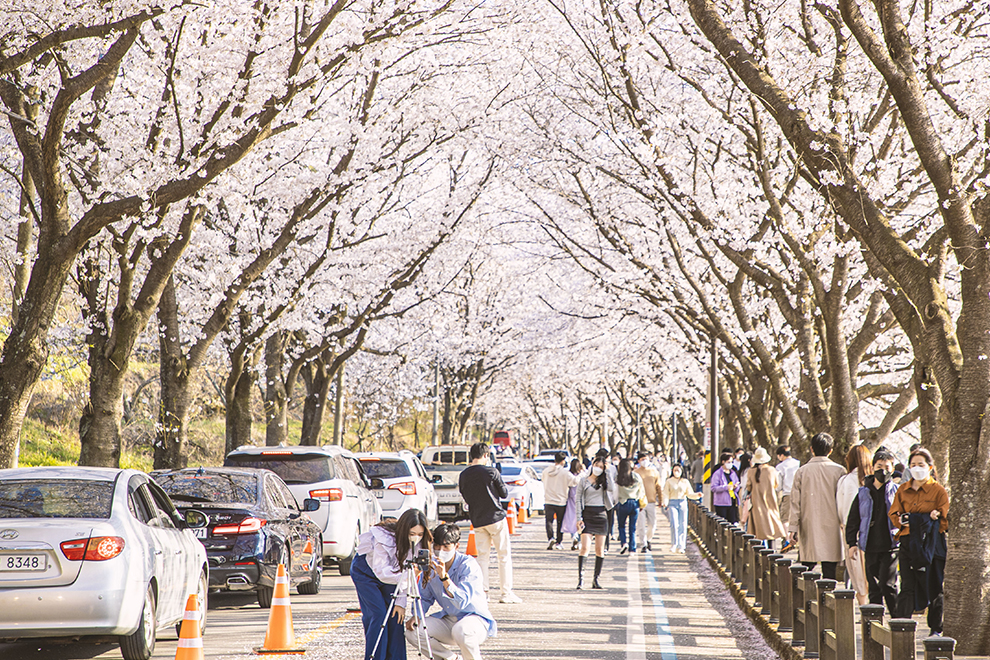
left=581, top=505, right=608, bottom=535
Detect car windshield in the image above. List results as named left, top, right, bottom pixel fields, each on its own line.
left=225, top=454, right=334, bottom=484
left=154, top=472, right=257, bottom=504
left=0, top=479, right=115, bottom=519
left=500, top=466, right=522, bottom=476
left=360, top=460, right=412, bottom=479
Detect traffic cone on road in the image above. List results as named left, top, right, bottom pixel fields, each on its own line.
left=254, top=564, right=305, bottom=655
left=507, top=499, right=517, bottom=534
left=174, top=594, right=204, bottom=660
left=466, top=525, right=478, bottom=557
left=518, top=500, right=528, bottom=524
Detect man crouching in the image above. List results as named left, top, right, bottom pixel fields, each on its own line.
left=406, top=523, right=496, bottom=660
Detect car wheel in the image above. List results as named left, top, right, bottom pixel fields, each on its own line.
left=120, top=584, right=156, bottom=660
left=338, top=530, right=359, bottom=576
left=257, top=584, right=274, bottom=609
left=297, top=539, right=323, bottom=595
left=176, top=571, right=208, bottom=637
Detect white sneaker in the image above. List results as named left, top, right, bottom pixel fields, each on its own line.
left=554, top=543, right=562, bottom=550
left=670, top=545, right=678, bottom=554
left=499, top=592, right=523, bottom=604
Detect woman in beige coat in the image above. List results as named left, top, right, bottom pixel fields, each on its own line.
left=746, top=447, right=787, bottom=548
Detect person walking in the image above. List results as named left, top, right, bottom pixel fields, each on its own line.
left=615, top=458, right=645, bottom=555
left=542, top=452, right=581, bottom=550
left=775, top=445, right=801, bottom=550
left=562, top=458, right=584, bottom=551
left=690, top=449, right=706, bottom=493
left=576, top=455, right=614, bottom=589
left=888, top=447, right=949, bottom=636
left=737, top=451, right=753, bottom=530
left=745, top=447, right=787, bottom=550
left=845, top=447, right=899, bottom=615
left=594, top=448, right=619, bottom=552
left=458, top=442, right=522, bottom=604
left=661, top=462, right=701, bottom=553
left=351, top=509, right=433, bottom=660
left=634, top=452, right=663, bottom=552
left=787, top=432, right=845, bottom=579
left=836, top=444, right=872, bottom=606
left=711, top=452, right=740, bottom=523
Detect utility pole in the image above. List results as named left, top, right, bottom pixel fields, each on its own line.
left=431, top=360, right=440, bottom=445
left=671, top=411, right=678, bottom=466
left=704, top=336, right=719, bottom=508
left=332, top=364, right=345, bottom=445
left=635, top=404, right=642, bottom=456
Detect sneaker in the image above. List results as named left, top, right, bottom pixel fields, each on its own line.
left=640, top=546, right=648, bottom=554
left=571, top=539, right=579, bottom=551
left=554, top=543, right=562, bottom=550
left=670, top=544, right=678, bottom=554
left=547, top=540, right=556, bottom=550
left=619, top=544, right=628, bottom=555
left=646, top=541, right=652, bottom=551
left=499, top=592, right=523, bottom=604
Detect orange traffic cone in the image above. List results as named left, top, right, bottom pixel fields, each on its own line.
left=518, top=500, right=528, bottom=524
left=466, top=525, right=478, bottom=557
left=507, top=499, right=517, bottom=534
left=254, top=564, right=305, bottom=655
left=175, top=594, right=204, bottom=660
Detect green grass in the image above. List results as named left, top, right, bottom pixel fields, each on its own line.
left=18, top=418, right=80, bottom=466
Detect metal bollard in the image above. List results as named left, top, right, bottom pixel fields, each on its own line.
left=923, top=636, right=956, bottom=660
left=860, top=604, right=885, bottom=660
left=831, top=589, right=855, bottom=660
left=890, top=618, right=917, bottom=660
left=758, top=548, right=774, bottom=614
left=791, top=564, right=810, bottom=646
left=802, top=571, right=822, bottom=657
left=776, top=557, right=794, bottom=632
left=767, top=553, right=783, bottom=623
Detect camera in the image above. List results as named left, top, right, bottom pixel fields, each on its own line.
left=899, top=513, right=911, bottom=525
left=405, top=548, right=431, bottom=569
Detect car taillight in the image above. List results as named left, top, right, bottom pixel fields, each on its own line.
left=506, top=479, right=526, bottom=486
left=309, top=488, right=343, bottom=502
left=212, top=517, right=266, bottom=535
left=387, top=481, right=417, bottom=496
left=60, top=536, right=126, bottom=561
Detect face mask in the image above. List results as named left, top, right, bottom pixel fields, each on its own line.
left=909, top=466, right=930, bottom=482
left=873, top=469, right=891, bottom=484
left=437, top=548, right=456, bottom=563
left=409, top=534, right=423, bottom=547
left=592, top=466, right=604, bottom=476
left=672, top=471, right=682, bottom=479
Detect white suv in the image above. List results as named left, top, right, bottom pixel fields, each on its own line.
left=356, top=451, right=439, bottom=528
left=224, top=445, right=381, bottom=575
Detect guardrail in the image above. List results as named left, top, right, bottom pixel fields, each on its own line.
left=687, top=501, right=955, bottom=660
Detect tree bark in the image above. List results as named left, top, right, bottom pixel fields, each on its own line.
left=225, top=342, right=260, bottom=454
left=155, top=276, right=192, bottom=469
left=264, top=331, right=289, bottom=447
left=300, top=355, right=331, bottom=446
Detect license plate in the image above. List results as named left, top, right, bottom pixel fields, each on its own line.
left=1, top=554, right=47, bottom=571
left=192, top=528, right=208, bottom=539
left=438, top=505, right=456, bottom=515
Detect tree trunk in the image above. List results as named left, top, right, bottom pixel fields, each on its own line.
left=300, top=357, right=331, bottom=446
left=154, top=276, right=192, bottom=469
left=264, top=331, right=288, bottom=446
left=225, top=345, right=259, bottom=454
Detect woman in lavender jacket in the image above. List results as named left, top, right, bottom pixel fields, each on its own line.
left=710, top=452, right=740, bottom=523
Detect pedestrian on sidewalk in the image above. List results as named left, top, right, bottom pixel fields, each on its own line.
left=690, top=449, right=706, bottom=493
left=458, top=442, right=522, bottom=604
left=775, top=445, right=800, bottom=536
left=744, top=447, right=787, bottom=551
left=836, top=444, right=873, bottom=606
left=711, top=452, right=740, bottom=523
left=634, top=452, right=663, bottom=552
left=888, top=447, right=949, bottom=636
left=562, top=458, right=584, bottom=550
left=661, top=462, right=701, bottom=553
left=405, top=523, right=496, bottom=660
left=351, top=509, right=433, bottom=660
left=542, top=452, right=582, bottom=550
left=845, top=447, right=899, bottom=615
left=615, top=458, right=645, bottom=555
left=788, top=432, right=845, bottom=580
left=576, top=455, right=614, bottom=589
left=594, top=448, right=619, bottom=552
left=737, top=451, right=753, bottom=530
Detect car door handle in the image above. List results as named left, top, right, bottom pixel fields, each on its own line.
left=175, top=550, right=183, bottom=555
left=155, top=550, right=163, bottom=556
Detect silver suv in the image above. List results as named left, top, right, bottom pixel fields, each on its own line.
left=356, top=451, right=439, bottom=527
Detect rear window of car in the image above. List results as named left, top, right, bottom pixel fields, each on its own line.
left=360, top=459, right=412, bottom=479
left=500, top=466, right=522, bottom=476
left=154, top=473, right=257, bottom=504
left=224, top=453, right=335, bottom=484
left=0, top=479, right=115, bottom=519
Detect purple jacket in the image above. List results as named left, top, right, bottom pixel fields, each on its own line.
left=710, top=467, right=739, bottom=507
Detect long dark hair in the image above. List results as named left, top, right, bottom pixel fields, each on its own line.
left=616, top=458, right=635, bottom=487
left=590, top=457, right=609, bottom=491
left=569, top=458, right=582, bottom=475
left=376, top=508, right=432, bottom=581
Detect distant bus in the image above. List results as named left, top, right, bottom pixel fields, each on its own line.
left=492, top=430, right=514, bottom=449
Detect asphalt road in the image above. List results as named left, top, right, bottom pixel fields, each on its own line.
left=0, top=513, right=782, bottom=660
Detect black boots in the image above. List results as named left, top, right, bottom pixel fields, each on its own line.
left=577, top=555, right=585, bottom=589
left=592, top=556, right=604, bottom=589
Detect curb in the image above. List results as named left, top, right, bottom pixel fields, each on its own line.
left=688, top=528, right=804, bottom=660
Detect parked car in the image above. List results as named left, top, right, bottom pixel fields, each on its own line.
left=151, top=467, right=323, bottom=607
left=223, top=445, right=381, bottom=575
left=422, top=464, right=471, bottom=522
left=0, top=467, right=209, bottom=660
left=498, top=463, right=545, bottom=515
left=356, top=451, right=439, bottom=527
left=420, top=445, right=472, bottom=466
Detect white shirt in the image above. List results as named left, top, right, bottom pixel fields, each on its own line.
left=542, top=464, right=582, bottom=506
left=776, top=457, right=801, bottom=495
left=357, top=526, right=411, bottom=607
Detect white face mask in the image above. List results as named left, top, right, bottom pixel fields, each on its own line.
left=592, top=466, right=604, bottom=476
left=409, top=534, right=423, bottom=547
left=909, top=465, right=930, bottom=482
left=437, top=548, right=456, bottom=563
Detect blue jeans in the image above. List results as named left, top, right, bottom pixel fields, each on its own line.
left=617, top=499, right=639, bottom=551
left=351, top=553, right=406, bottom=660
left=668, top=499, right=687, bottom=549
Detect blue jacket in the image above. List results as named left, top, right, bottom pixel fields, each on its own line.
left=848, top=478, right=898, bottom=551
left=417, top=553, right=496, bottom=636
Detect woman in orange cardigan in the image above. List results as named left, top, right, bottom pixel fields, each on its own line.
left=888, top=448, right=949, bottom=637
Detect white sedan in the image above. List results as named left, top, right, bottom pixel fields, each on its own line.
left=0, top=467, right=209, bottom=660
left=499, top=464, right=545, bottom=514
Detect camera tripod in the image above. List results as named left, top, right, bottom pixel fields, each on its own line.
left=369, top=561, right=434, bottom=660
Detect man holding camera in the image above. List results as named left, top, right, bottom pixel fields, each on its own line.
left=406, top=523, right=497, bottom=660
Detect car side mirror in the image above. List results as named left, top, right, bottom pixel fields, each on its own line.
left=184, top=509, right=209, bottom=529
left=369, top=478, right=385, bottom=490
left=302, top=498, right=320, bottom=512
left=431, top=475, right=443, bottom=484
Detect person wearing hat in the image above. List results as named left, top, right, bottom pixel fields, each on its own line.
left=745, top=446, right=788, bottom=550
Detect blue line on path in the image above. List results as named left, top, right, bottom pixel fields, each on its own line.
left=644, top=552, right=678, bottom=660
